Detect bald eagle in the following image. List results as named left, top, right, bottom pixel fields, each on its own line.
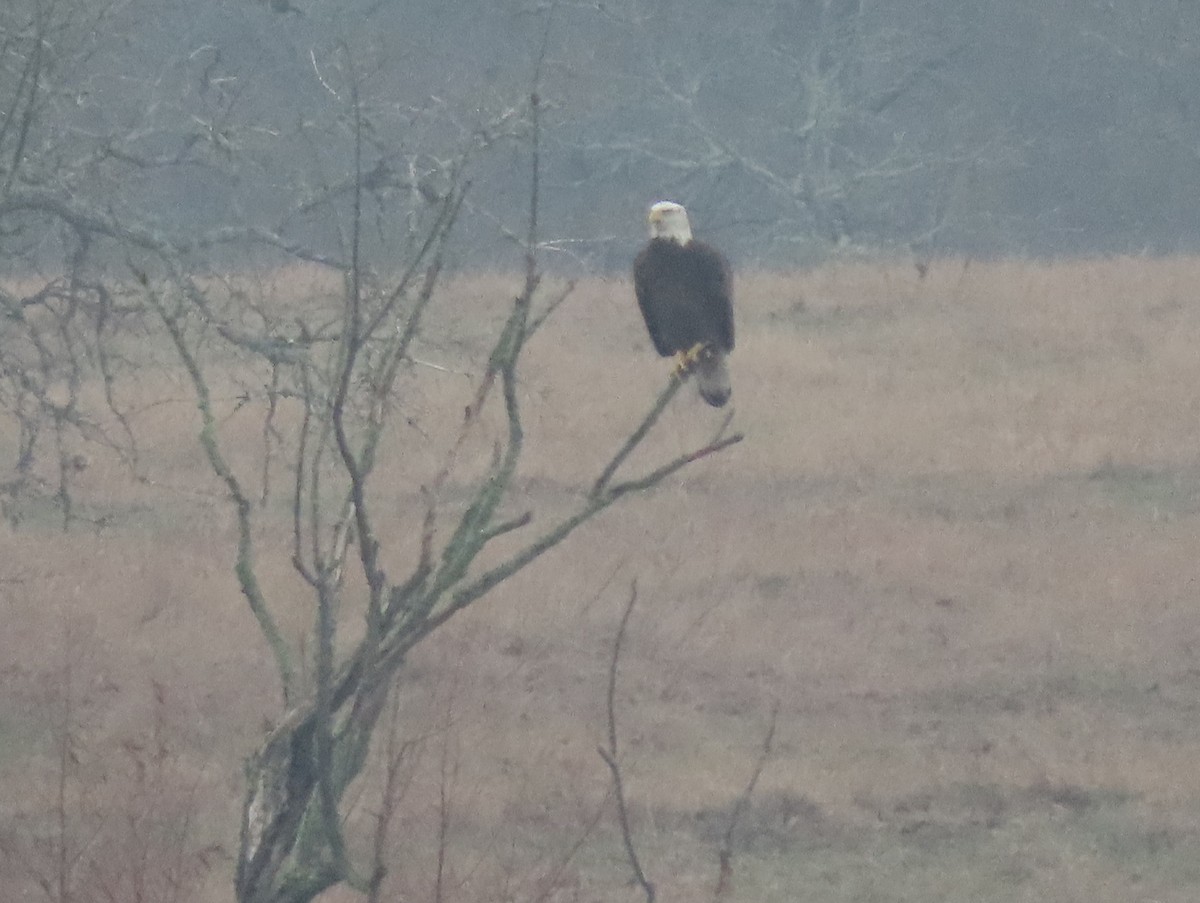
left=633, top=201, right=734, bottom=407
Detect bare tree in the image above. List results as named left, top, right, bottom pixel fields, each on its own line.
left=223, top=79, right=739, bottom=900
left=0, top=5, right=742, bottom=901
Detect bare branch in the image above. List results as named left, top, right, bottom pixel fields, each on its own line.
left=716, top=698, right=780, bottom=900
left=597, top=581, right=655, bottom=903
left=527, top=278, right=576, bottom=337
left=432, top=377, right=742, bottom=626
left=605, top=432, right=743, bottom=500
left=479, top=511, right=533, bottom=543
left=590, top=375, right=685, bottom=498
left=366, top=693, right=423, bottom=903
left=138, top=270, right=296, bottom=703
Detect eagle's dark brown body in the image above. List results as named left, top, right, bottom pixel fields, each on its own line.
left=633, top=237, right=734, bottom=358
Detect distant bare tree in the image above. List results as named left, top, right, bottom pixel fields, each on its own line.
left=558, top=0, right=1003, bottom=262
left=0, top=0, right=141, bottom=527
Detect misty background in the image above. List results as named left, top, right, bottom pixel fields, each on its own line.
left=10, top=0, right=1200, bottom=273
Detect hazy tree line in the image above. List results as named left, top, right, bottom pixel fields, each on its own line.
left=3, top=0, right=1199, bottom=278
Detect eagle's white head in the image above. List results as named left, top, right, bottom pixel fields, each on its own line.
left=647, top=200, right=693, bottom=244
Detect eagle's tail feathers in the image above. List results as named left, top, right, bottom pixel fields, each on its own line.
left=695, top=348, right=731, bottom=407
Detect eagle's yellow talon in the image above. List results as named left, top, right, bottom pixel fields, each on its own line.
left=672, top=342, right=708, bottom=378
left=671, top=351, right=687, bottom=377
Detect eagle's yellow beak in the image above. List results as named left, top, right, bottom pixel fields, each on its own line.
left=648, top=208, right=663, bottom=224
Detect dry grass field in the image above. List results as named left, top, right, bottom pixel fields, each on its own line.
left=3, top=255, right=1200, bottom=902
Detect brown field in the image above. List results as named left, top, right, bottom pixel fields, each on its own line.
left=3, top=256, right=1200, bottom=902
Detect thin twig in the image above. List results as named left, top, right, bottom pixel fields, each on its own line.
left=527, top=279, right=576, bottom=337
left=367, top=694, right=421, bottom=903
left=606, top=433, right=743, bottom=500
left=260, top=364, right=282, bottom=506
left=590, top=375, right=684, bottom=498
left=433, top=669, right=461, bottom=903
left=479, top=510, right=533, bottom=543
left=527, top=791, right=612, bottom=903
left=716, top=698, right=781, bottom=900
left=597, top=581, right=655, bottom=903
left=140, top=271, right=296, bottom=702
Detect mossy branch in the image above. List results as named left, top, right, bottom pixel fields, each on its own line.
left=142, top=275, right=296, bottom=704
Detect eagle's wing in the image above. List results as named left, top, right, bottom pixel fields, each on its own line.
left=633, top=244, right=674, bottom=356
left=689, top=240, right=734, bottom=351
